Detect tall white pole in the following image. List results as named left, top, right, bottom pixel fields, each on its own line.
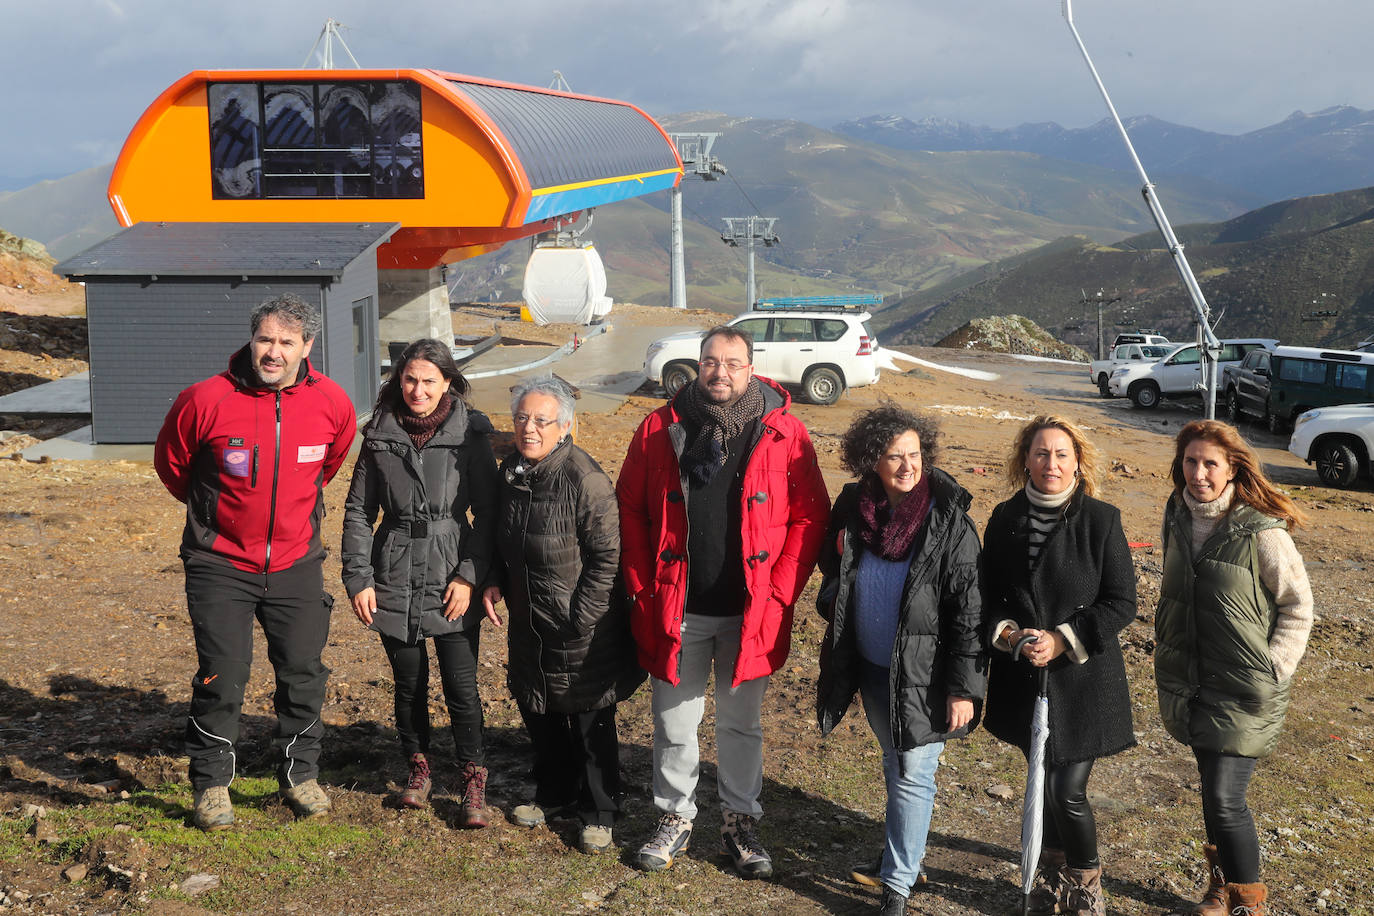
left=670, top=185, right=686, bottom=309
left=1062, top=0, right=1222, bottom=418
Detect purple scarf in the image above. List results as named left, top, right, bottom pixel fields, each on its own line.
left=856, top=472, right=932, bottom=560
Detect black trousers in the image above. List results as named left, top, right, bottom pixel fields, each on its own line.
left=1194, top=749, right=1261, bottom=883
left=381, top=627, right=484, bottom=764
left=1035, top=758, right=1099, bottom=869
left=518, top=702, right=621, bottom=827
left=183, top=557, right=332, bottom=791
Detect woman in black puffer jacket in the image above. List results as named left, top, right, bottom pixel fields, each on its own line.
left=815, top=406, right=985, bottom=916
left=342, top=338, right=499, bottom=828
left=981, top=416, right=1136, bottom=916
left=482, top=376, right=643, bottom=854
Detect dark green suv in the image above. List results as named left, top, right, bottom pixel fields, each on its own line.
left=1267, top=346, right=1374, bottom=432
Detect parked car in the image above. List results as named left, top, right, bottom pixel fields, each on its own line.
left=1111, top=330, right=1170, bottom=348
left=1265, top=346, right=1374, bottom=433
left=1089, top=343, right=1172, bottom=397
left=643, top=303, right=880, bottom=405
left=1222, top=348, right=1273, bottom=424
left=1288, top=403, right=1374, bottom=488
left=1107, top=338, right=1278, bottom=409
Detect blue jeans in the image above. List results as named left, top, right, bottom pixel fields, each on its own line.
left=860, top=661, right=943, bottom=897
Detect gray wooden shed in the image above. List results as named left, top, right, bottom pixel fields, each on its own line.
left=54, top=221, right=398, bottom=443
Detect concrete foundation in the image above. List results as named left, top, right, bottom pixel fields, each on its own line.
left=378, top=268, right=451, bottom=349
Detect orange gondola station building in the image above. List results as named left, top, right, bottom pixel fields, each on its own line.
left=55, top=68, right=682, bottom=441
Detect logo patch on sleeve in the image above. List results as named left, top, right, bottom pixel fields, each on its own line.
left=298, top=444, right=328, bottom=463
left=223, top=448, right=252, bottom=477
left=228, top=437, right=245, bottom=447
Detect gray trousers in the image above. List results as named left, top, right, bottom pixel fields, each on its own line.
left=650, top=613, right=769, bottom=822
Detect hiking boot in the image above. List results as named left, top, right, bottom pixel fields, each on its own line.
left=192, top=785, right=234, bottom=831
left=850, top=855, right=928, bottom=890
left=579, top=823, right=614, bottom=854
left=1062, top=865, right=1105, bottom=916
left=633, top=812, right=692, bottom=872
left=1225, top=882, right=1267, bottom=916
left=459, top=761, right=488, bottom=829
left=877, top=885, right=908, bottom=915
left=512, top=803, right=548, bottom=828
left=399, top=753, right=431, bottom=809
left=1027, top=846, right=1067, bottom=914
left=281, top=779, right=331, bottom=820
left=721, top=810, right=773, bottom=879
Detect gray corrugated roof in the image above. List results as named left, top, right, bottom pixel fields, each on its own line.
left=54, top=222, right=399, bottom=278
left=450, top=81, right=678, bottom=189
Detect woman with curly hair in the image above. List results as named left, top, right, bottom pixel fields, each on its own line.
left=981, top=416, right=1137, bottom=916
left=815, top=406, right=986, bottom=916
left=1156, top=420, right=1312, bottom=916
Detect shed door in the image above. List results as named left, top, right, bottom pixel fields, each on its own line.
left=352, top=296, right=378, bottom=409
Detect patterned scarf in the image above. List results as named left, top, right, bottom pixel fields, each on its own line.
left=856, top=471, right=933, bottom=561
left=398, top=394, right=454, bottom=450
left=674, top=376, right=767, bottom=486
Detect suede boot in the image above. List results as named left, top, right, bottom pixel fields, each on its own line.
left=1061, top=865, right=1105, bottom=916
left=1225, top=882, right=1267, bottom=916
left=1187, top=844, right=1227, bottom=916
left=1027, top=846, right=1067, bottom=915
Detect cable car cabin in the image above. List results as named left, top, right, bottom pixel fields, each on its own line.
left=108, top=69, right=683, bottom=268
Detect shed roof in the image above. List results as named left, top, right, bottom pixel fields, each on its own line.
left=55, top=222, right=399, bottom=279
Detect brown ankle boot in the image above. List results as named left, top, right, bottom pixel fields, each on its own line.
left=1027, top=847, right=1067, bottom=914
left=1062, top=865, right=1105, bottom=916
left=399, top=752, right=431, bottom=809
left=1225, top=882, right=1267, bottom=915
left=459, top=761, right=488, bottom=828
left=1184, top=844, right=1226, bottom=915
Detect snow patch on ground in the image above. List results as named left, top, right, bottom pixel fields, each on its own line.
left=877, top=348, right=1000, bottom=381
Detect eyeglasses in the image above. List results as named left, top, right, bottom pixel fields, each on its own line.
left=698, top=358, right=751, bottom=373
left=513, top=413, right=560, bottom=429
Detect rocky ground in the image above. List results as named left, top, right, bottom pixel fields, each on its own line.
left=0, top=294, right=1371, bottom=915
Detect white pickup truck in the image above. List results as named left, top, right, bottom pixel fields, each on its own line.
left=1107, top=338, right=1278, bottom=409
left=1089, top=343, right=1172, bottom=397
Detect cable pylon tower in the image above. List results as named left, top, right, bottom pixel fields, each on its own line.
left=720, top=217, right=779, bottom=310
left=303, top=18, right=361, bottom=69
left=667, top=133, right=726, bottom=309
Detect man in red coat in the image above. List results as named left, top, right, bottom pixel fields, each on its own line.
left=155, top=293, right=356, bottom=832
left=617, top=326, right=828, bottom=878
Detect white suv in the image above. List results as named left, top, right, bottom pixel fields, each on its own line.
left=1288, top=404, right=1374, bottom=489
left=1107, top=338, right=1277, bottom=409
left=643, top=304, right=880, bottom=405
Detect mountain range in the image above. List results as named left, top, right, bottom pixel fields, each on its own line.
left=872, top=185, right=1374, bottom=352
left=1, top=107, right=1370, bottom=320
left=835, top=106, right=1374, bottom=204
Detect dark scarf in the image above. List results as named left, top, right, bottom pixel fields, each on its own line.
left=397, top=395, right=454, bottom=450
left=856, top=471, right=933, bottom=560
left=674, top=377, right=767, bottom=486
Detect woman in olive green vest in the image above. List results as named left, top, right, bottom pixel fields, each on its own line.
left=1156, top=420, right=1312, bottom=916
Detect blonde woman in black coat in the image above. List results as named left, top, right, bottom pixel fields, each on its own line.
left=981, top=416, right=1136, bottom=916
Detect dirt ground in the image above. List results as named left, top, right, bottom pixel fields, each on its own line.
left=1, top=296, right=1372, bottom=915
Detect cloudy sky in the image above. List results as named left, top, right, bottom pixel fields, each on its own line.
left=3, top=0, right=1371, bottom=186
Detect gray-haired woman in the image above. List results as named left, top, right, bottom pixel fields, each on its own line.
left=481, top=377, right=644, bottom=853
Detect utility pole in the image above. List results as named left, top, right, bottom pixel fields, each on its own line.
left=667, top=133, right=726, bottom=309
left=1086, top=288, right=1122, bottom=359
left=721, top=217, right=780, bottom=310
